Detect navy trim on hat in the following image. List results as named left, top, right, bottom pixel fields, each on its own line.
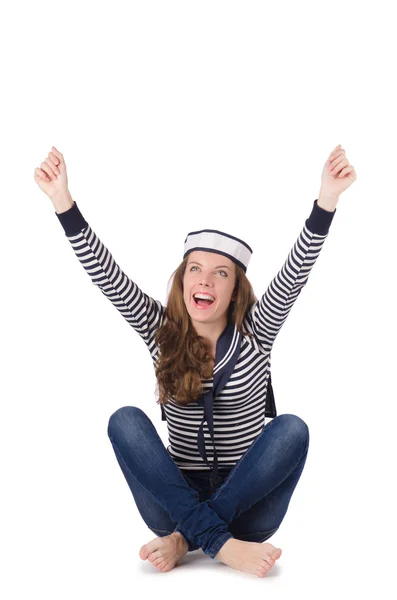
left=184, top=228, right=253, bottom=253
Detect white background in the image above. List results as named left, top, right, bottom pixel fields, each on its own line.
left=1, top=0, right=396, bottom=597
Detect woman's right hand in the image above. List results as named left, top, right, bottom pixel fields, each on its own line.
left=34, top=146, right=69, bottom=201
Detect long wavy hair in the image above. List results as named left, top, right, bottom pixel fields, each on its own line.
left=154, top=256, right=258, bottom=409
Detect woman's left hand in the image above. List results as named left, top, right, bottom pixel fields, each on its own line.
left=321, top=145, right=357, bottom=196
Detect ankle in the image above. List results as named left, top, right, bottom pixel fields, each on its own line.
left=216, top=537, right=235, bottom=559
left=172, top=531, right=188, bottom=549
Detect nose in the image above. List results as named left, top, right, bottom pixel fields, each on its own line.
left=199, top=280, right=214, bottom=289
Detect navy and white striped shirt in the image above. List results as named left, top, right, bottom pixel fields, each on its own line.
left=56, top=199, right=336, bottom=471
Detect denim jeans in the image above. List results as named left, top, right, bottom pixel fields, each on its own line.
left=107, top=407, right=309, bottom=559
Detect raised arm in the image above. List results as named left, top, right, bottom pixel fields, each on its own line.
left=247, top=144, right=357, bottom=352
left=248, top=199, right=336, bottom=352
left=34, top=147, right=165, bottom=359
left=55, top=200, right=165, bottom=357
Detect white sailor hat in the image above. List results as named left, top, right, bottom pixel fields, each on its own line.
left=183, top=229, right=252, bottom=273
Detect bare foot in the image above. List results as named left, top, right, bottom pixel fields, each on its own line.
left=139, top=532, right=189, bottom=572
left=215, top=538, right=282, bottom=578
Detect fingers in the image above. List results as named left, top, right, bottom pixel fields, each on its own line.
left=44, top=157, right=60, bottom=177
left=39, top=146, right=63, bottom=180
left=34, top=167, right=50, bottom=181
left=328, top=144, right=344, bottom=163
left=35, top=146, right=64, bottom=184
left=40, top=161, right=56, bottom=180
left=329, top=156, right=347, bottom=172
left=328, top=145, right=350, bottom=173
left=51, top=146, right=63, bottom=164
left=329, top=151, right=356, bottom=179
left=338, top=165, right=356, bottom=179
left=48, top=151, right=60, bottom=166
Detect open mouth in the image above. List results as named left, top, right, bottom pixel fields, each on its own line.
left=193, top=296, right=215, bottom=309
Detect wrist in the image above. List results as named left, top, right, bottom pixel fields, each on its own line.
left=317, top=190, right=339, bottom=212
left=51, top=190, right=74, bottom=214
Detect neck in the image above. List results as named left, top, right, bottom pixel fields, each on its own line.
left=192, top=315, right=228, bottom=352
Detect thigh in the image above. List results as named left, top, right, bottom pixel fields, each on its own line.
left=108, top=407, right=204, bottom=537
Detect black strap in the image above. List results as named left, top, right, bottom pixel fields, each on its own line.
left=161, top=371, right=276, bottom=420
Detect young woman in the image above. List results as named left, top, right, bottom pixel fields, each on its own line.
left=34, top=145, right=356, bottom=578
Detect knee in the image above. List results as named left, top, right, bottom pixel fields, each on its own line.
left=275, top=413, right=309, bottom=449
left=107, top=405, right=145, bottom=439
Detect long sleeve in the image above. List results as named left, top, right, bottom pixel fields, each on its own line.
left=55, top=202, right=165, bottom=359
left=249, top=199, right=336, bottom=351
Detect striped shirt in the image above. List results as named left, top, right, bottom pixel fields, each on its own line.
left=56, top=199, right=336, bottom=471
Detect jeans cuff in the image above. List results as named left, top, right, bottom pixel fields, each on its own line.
left=173, top=526, right=200, bottom=552
left=209, top=531, right=234, bottom=559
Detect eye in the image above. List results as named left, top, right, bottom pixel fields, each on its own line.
left=189, top=266, right=227, bottom=276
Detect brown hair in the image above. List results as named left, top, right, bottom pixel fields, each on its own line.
left=154, top=256, right=258, bottom=409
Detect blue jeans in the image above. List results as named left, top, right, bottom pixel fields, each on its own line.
left=107, top=407, right=309, bottom=559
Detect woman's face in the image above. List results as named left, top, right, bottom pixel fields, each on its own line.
left=182, top=250, right=237, bottom=328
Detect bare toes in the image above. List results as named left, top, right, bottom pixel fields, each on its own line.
left=257, top=569, right=265, bottom=577
left=149, top=551, right=160, bottom=562
left=260, top=564, right=270, bottom=576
